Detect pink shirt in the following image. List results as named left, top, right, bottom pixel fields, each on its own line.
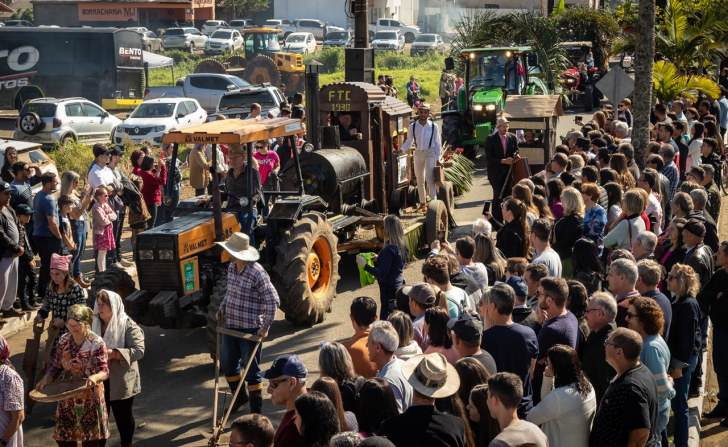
left=253, top=151, right=280, bottom=184
left=424, top=344, right=460, bottom=365
left=500, top=133, right=507, bottom=156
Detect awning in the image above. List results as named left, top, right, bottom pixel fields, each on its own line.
left=143, top=51, right=174, bottom=69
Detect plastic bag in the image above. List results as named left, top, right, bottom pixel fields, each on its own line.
left=358, top=252, right=376, bottom=287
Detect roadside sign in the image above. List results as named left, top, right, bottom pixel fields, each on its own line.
left=596, top=66, right=634, bottom=106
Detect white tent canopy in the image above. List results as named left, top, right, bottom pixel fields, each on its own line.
left=143, top=51, right=174, bottom=69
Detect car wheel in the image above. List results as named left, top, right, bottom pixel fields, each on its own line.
left=61, top=134, right=75, bottom=147
left=19, top=112, right=42, bottom=135
left=404, top=32, right=415, bottom=43
left=189, top=43, right=195, bottom=54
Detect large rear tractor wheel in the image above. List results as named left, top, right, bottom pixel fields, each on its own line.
left=195, top=59, right=228, bottom=74
left=89, top=268, right=137, bottom=308
left=273, top=212, right=340, bottom=325
left=244, top=55, right=282, bottom=87
left=206, top=276, right=227, bottom=360
left=425, top=199, right=449, bottom=245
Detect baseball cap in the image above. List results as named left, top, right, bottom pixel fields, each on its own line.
left=403, top=282, right=436, bottom=306
left=591, top=138, right=607, bottom=148
left=576, top=137, right=591, bottom=148
left=0, top=181, right=10, bottom=193
left=506, top=276, right=528, bottom=299
left=447, top=313, right=483, bottom=343
left=109, top=146, right=125, bottom=156
left=14, top=204, right=33, bottom=216
left=683, top=220, right=706, bottom=238
left=92, top=144, right=111, bottom=157
left=261, top=353, right=307, bottom=379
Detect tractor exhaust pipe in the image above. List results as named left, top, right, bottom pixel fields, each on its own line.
left=304, top=60, right=322, bottom=151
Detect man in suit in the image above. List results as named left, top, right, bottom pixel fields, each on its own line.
left=380, top=353, right=466, bottom=447
left=485, top=116, right=519, bottom=222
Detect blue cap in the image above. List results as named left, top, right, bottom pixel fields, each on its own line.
left=261, top=353, right=307, bottom=379
left=0, top=181, right=10, bottom=193
left=506, top=276, right=528, bottom=298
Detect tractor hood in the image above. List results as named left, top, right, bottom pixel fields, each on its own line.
left=472, top=88, right=504, bottom=108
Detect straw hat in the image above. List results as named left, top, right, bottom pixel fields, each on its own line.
left=401, top=353, right=460, bottom=398
left=417, top=102, right=431, bottom=111
left=215, top=232, right=259, bottom=262
left=496, top=116, right=509, bottom=128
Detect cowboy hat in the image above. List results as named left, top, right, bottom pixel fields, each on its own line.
left=417, top=102, right=431, bottom=111
left=496, top=116, right=509, bottom=128
left=215, top=232, right=259, bottom=262
left=401, top=353, right=460, bottom=398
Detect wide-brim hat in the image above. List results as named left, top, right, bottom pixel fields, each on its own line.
left=496, top=116, right=509, bottom=128
left=417, top=102, right=431, bottom=111
left=215, top=232, right=259, bottom=261
left=401, top=353, right=460, bottom=398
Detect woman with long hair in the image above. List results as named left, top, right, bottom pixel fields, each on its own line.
left=593, top=110, right=607, bottom=130
left=658, top=218, right=687, bottom=292
left=687, top=122, right=705, bottom=170
left=685, top=107, right=699, bottom=135
left=603, top=189, right=646, bottom=251
left=609, top=153, right=636, bottom=190
left=546, top=178, right=565, bottom=221
left=626, top=296, right=675, bottom=447
left=357, top=214, right=407, bottom=320
left=388, top=310, right=422, bottom=360
left=526, top=345, right=596, bottom=446
left=60, top=171, right=93, bottom=288
left=581, top=183, right=607, bottom=254
left=603, top=182, right=623, bottom=232
left=488, top=198, right=531, bottom=259
left=476, top=288, right=495, bottom=332
left=424, top=307, right=459, bottom=364
left=455, top=358, right=490, bottom=412
left=552, top=187, right=584, bottom=278
left=566, top=280, right=590, bottom=347
left=704, top=120, right=724, bottom=154
left=294, top=391, right=340, bottom=447
left=473, top=234, right=505, bottom=286
left=434, top=392, right=476, bottom=447
left=513, top=184, right=538, bottom=227
left=532, top=194, right=554, bottom=223
left=138, top=155, right=167, bottom=230
left=570, top=238, right=605, bottom=295
left=357, top=378, right=398, bottom=437
left=1, top=146, right=17, bottom=183
left=665, top=263, right=702, bottom=447
left=318, top=341, right=363, bottom=414
left=467, top=384, right=501, bottom=446
left=311, top=377, right=357, bottom=432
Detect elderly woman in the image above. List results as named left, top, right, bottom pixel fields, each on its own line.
left=92, top=290, right=145, bottom=447
left=0, top=335, right=24, bottom=447
left=603, top=188, right=646, bottom=251
left=36, top=304, right=109, bottom=446
left=626, top=296, right=675, bottom=447
left=666, top=263, right=702, bottom=447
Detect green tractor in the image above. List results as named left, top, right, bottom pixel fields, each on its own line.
left=442, top=47, right=554, bottom=157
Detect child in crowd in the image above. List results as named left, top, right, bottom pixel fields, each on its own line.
left=14, top=204, right=39, bottom=311
left=92, top=186, right=117, bottom=272
left=57, top=195, right=76, bottom=256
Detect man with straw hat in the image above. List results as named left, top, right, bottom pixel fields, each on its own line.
left=484, top=115, right=519, bottom=222
left=400, top=102, right=442, bottom=212
left=215, top=232, right=280, bottom=415
left=380, top=352, right=466, bottom=446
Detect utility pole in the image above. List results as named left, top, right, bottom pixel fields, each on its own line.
left=353, top=0, right=369, bottom=48
left=346, top=0, right=374, bottom=83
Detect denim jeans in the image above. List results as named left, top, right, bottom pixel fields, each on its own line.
left=221, top=327, right=262, bottom=386
left=33, top=235, right=62, bottom=298
left=70, top=221, right=87, bottom=278
left=671, top=354, right=700, bottom=447
left=656, top=405, right=670, bottom=447
left=17, top=259, right=37, bottom=305
left=236, top=209, right=258, bottom=247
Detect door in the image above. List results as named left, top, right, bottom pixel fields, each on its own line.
left=64, top=102, right=88, bottom=140
left=307, top=34, right=315, bottom=53
left=210, top=77, right=234, bottom=111
left=174, top=102, right=191, bottom=129
left=193, top=29, right=206, bottom=46
left=184, top=100, right=205, bottom=124
left=232, top=31, right=243, bottom=50
left=83, top=102, right=112, bottom=141
left=187, top=76, right=213, bottom=111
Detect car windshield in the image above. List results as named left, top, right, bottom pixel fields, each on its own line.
left=287, top=35, right=307, bottom=42
left=165, top=29, right=185, bottom=35
left=326, top=32, right=348, bottom=40
left=130, top=103, right=175, bottom=118
left=375, top=32, right=397, bottom=40
left=230, top=21, right=244, bottom=26
left=212, top=31, right=232, bottom=39
left=20, top=104, right=56, bottom=117
left=219, top=91, right=276, bottom=110
left=230, top=77, right=251, bottom=88
left=416, top=35, right=436, bottom=42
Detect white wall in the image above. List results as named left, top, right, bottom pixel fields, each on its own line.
left=274, top=0, right=352, bottom=29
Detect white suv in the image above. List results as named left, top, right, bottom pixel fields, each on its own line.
left=114, top=98, right=207, bottom=147
left=14, top=98, right=122, bottom=148
left=201, top=20, right=229, bottom=36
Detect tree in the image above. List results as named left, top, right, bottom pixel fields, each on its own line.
left=552, top=6, right=621, bottom=71
left=216, top=0, right=269, bottom=19
left=652, top=61, right=720, bottom=104
left=10, top=7, right=33, bottom=22
left=632, top=0, right=656, bottom=169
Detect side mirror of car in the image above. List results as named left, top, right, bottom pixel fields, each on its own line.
left=177, top=112, right=186, bottom=118
left=227, top=84, right=237, bottom=91
left=103, top=111, right=109, bottom=117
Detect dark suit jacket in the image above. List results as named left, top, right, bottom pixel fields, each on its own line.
left=579, top=321, right=616, bottom=404
left=484, top=131, right=519, bottom=186
left=380, top=405, right=466, bottom=447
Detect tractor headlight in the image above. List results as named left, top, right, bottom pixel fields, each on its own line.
left=159, top=249, right=174, bottom=260
left=239, top=197, right=249, bottom=207
left=473, top=105, right=483, bottom=111
left=486, top=104, right=496, bottom=111
left=139, top=250, right=153, bottom=260
left=565, top=78, right=576, bottom=86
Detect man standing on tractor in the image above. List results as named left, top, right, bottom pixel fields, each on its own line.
left=216, top=232, right=280, bottom=415
left=400, top=103, right=442, bottom=212
left=485, top=117, right=519, bottom=222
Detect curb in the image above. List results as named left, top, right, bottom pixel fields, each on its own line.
left=688, top=324, right=711, bottom=447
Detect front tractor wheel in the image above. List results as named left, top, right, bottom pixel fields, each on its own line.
left=273, top=212, right=340, bottom=325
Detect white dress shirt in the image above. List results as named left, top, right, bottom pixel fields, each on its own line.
left=401, top=119, right=442, bottom=159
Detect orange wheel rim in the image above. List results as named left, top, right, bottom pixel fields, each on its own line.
left=310, top=237, right=332, bottom=300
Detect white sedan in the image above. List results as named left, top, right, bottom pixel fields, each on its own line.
left=283, top=32, right=317, bottom=54
left=114, top=98, right=207, bottom=147
left=205, top=29, right=244, bottom=55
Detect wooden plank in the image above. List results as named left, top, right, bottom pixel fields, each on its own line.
left=337, top=241, right=384, bottom=251
left=358, top=217, right=384, bottom=225
left=355, top=206, right=379, bottom=218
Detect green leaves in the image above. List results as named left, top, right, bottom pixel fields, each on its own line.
left=652, top=61, right=720, bottom=104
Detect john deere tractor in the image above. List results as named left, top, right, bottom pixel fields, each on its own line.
left=442, top=47, right=553, bottom=157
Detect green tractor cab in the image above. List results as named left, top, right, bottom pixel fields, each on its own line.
left=443, top=46, right=552, bottom=157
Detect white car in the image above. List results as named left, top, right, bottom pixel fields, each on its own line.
left=201, top=20, right=229, bottom=36
left=283, top=32, right=317, bottom=55
left=205, top=29, right=244, bottom=55
left=229, top=19, right=256, bottom=31
left=114, top=98, right=207, bottom=147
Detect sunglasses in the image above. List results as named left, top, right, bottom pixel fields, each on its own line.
left=268, top=378, right=289, bottom=389
left=668, top=274, right=677, bottom=281
left=256, top=146, right=264, bottom=149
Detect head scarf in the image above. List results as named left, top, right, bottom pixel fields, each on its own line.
left=0, top=335, right=11, bottom=368
left=91, top=290, right=130, bottom=350
left=67, top=304, right=94, bottom=328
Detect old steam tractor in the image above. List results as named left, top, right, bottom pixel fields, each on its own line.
left=92, top=77, right=449, bottom=356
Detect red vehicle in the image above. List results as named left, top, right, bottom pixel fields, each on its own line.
left=558, top=42, right=600, bottom=110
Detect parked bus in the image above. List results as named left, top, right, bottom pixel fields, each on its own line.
left=0, top=27, right=144, bottom=110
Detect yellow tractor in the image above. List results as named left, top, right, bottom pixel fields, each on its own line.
left=195, top=28, right=305, bottom=95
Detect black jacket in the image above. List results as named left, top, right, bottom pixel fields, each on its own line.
left=552, top=213, right=584, bottom=259
left=674, top=138, right=689, bottom=180
left=686, top=210, right=719, bottom=254
left=668, top=295, right=701, bottom=369
left=492, top=218, right=526, bottom=259
left=484, top=132, right=519, bottom=187
left=0, top=206, right=24, bottom=257
left=380, top=405, right=466, bottom=447
left=697, top=269, right=728, bottom=330
left=683, top=243, right=714, bottom=290
left=572, top=269, right=603, bottom=295
left=702, top=152, right=723, bottom=187
left=513, top=305, right=535, bottom=328
left=579, top=321, right=616, bottom=404
left=659, top=242, right=687, bottom=291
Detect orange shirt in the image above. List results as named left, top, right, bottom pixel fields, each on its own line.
left=342, top=328, right=377, bottom=379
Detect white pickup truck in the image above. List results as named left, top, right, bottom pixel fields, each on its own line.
left=369, top=18, right=420, bottom=43
left=143, top=73, right=251, bottom=113
left=275, top=19, right=344, bottom=41
left=215, top=84, right=286, bottom=120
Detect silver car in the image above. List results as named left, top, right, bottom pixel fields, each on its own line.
left=162, top=27, right=208, bottom=53
left=410, top=34, right=446, bottom=56
left=371, top=31, right=405, bottom=54
left=13, top=98, right=122, bottom=148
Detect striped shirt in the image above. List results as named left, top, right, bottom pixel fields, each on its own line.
left=220, top=262, right=279, bottom=331
left=662, top=161, right=679, bottom=202
left=640, top=334, right=676, bottom=412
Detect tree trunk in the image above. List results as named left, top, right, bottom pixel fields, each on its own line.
left=632, top=0, right=656, bottom=170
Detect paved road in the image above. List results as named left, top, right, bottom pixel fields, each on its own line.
left=7, top=104, right=585, bottom=446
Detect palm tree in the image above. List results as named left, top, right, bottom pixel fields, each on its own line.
left=632, top=0, right=656, bottom=169
left=652, top=61, right=721, bottom=103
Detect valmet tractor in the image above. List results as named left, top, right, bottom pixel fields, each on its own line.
left=442, top=47, right=553, bottom=157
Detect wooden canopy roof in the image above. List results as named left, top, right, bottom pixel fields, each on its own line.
left=161, top=117, right=303, bottom=145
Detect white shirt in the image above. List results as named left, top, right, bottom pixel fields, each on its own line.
left=646, top=192, right=662, bottom=234
left=400, top=119, right=441, bottom=160
left=687, top=139, right=702, bottom=170
left=88, top=164, right=117, bottom=190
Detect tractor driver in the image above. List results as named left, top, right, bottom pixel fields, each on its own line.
left=485, top=57, right=505, bottom=85
left=338, top=112, right=362, bottom=141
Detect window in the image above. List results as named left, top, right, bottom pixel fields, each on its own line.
left=29, top=151, right=48, bottom=163
left=148, top=32, right=157, bottom=38
left=212, top=77, right=233, bottom=90
left=189, top=77, right=212, bottom=89
left=84, top=103, right=106, bottom=117
left=176, top=103, right=189, bottom=116
left=65, top=103, right=85, bottom=117
left=185, top=101, right=198, bottom=113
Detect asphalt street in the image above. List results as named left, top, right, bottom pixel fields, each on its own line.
left=7, top=104, right=585, bottom=446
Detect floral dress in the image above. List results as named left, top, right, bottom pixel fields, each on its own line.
left=583, top=204, right=607, bottom=254
left=46, top=332, right=110, bottom=442
left=0, top=365, right=23, bottom=447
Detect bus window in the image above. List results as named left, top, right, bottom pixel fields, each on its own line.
left=65, top=103, right=85, bottom=117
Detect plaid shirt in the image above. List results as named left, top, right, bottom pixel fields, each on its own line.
left=220, top=262, right=279, bottom=331
left=662, top=161, right=679, bottom=203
